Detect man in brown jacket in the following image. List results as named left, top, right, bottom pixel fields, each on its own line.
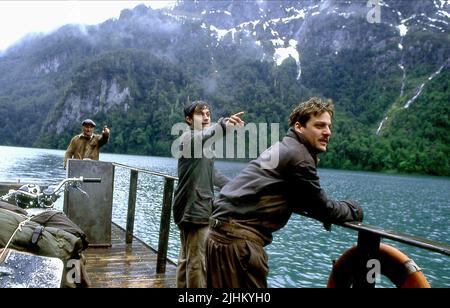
left=206, top=97, right=364, bottom=288
left=64, top=119, right=110, bottom=169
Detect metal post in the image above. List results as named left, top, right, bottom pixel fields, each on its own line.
left=353, top=230, right=381, bottom=288
left=157, top=178, right=174, bottom=274
left=126, top=169, right=138, bottom=244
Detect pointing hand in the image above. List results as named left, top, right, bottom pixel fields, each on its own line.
left=226, top=111, right=245, bottom=128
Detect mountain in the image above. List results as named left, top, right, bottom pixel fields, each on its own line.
left=0, top=0, right=448, bottom=175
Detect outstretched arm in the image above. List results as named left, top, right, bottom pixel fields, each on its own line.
left=99, top=125, right=110, bottom=147
left=291, top=161, right=363, bottom=228
left=192, top=111, right=246, bottom=141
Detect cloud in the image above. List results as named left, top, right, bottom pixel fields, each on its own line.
left=0, top=1, right=175, bottom=51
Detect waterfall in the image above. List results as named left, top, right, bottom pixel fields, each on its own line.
left=297, top=59, right=302, bottom=80
left=398, top=64, right=406, bottom=97
left=398, top=35, right=406, bottom=97
left=404, top=83, right=426, bottom=109
left=404, top=63, right=446, bottom=109
left=376, top=117, right=388, bottom=136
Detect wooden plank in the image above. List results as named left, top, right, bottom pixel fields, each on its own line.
left=157, top=178, right=174, bottom=273
left=84, top=223, right=176, bottom=288
left=126, top=170, right=138, bottom=243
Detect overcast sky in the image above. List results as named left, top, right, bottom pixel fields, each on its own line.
left=0, top=1, right=175, bottom=51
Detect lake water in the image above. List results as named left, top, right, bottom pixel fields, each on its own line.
left=0, top=145, right=448, bottom=288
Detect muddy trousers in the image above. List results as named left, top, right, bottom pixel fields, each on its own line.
left=205, top=227, right=269, bottom=288
left=176, top=224, right=209, bottom=288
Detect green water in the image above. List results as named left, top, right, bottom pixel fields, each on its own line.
left=0, top=146, right=448, bottom=287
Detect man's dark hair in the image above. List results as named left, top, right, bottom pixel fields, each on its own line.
left=289, top=97, right=334, bottom=127
left=184, top=100, right=211, bottom=119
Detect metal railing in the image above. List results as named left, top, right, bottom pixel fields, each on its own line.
left=334, top=220, right=449, bottom=287
left=111, top=162, right=450, bottom=285
left=112, top=162, right=177, bottom=274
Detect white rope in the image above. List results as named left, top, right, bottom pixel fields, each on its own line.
left=0, top=216, right=32, bottom=262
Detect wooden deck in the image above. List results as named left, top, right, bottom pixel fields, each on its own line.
left=84, top=223, right=177, bottom=288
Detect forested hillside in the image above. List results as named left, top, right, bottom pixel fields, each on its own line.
left=0, top=0, right=448, bottom=175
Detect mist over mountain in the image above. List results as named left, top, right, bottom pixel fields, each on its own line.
left=0, top=0, right=448, bottom=175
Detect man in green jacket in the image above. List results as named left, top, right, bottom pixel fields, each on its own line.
left=173, top=100, right=244, bottom=288
left=64, top=119, right=110, bottom=169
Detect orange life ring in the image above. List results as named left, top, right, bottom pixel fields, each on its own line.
left=327, top=243, right=430, bottom=288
